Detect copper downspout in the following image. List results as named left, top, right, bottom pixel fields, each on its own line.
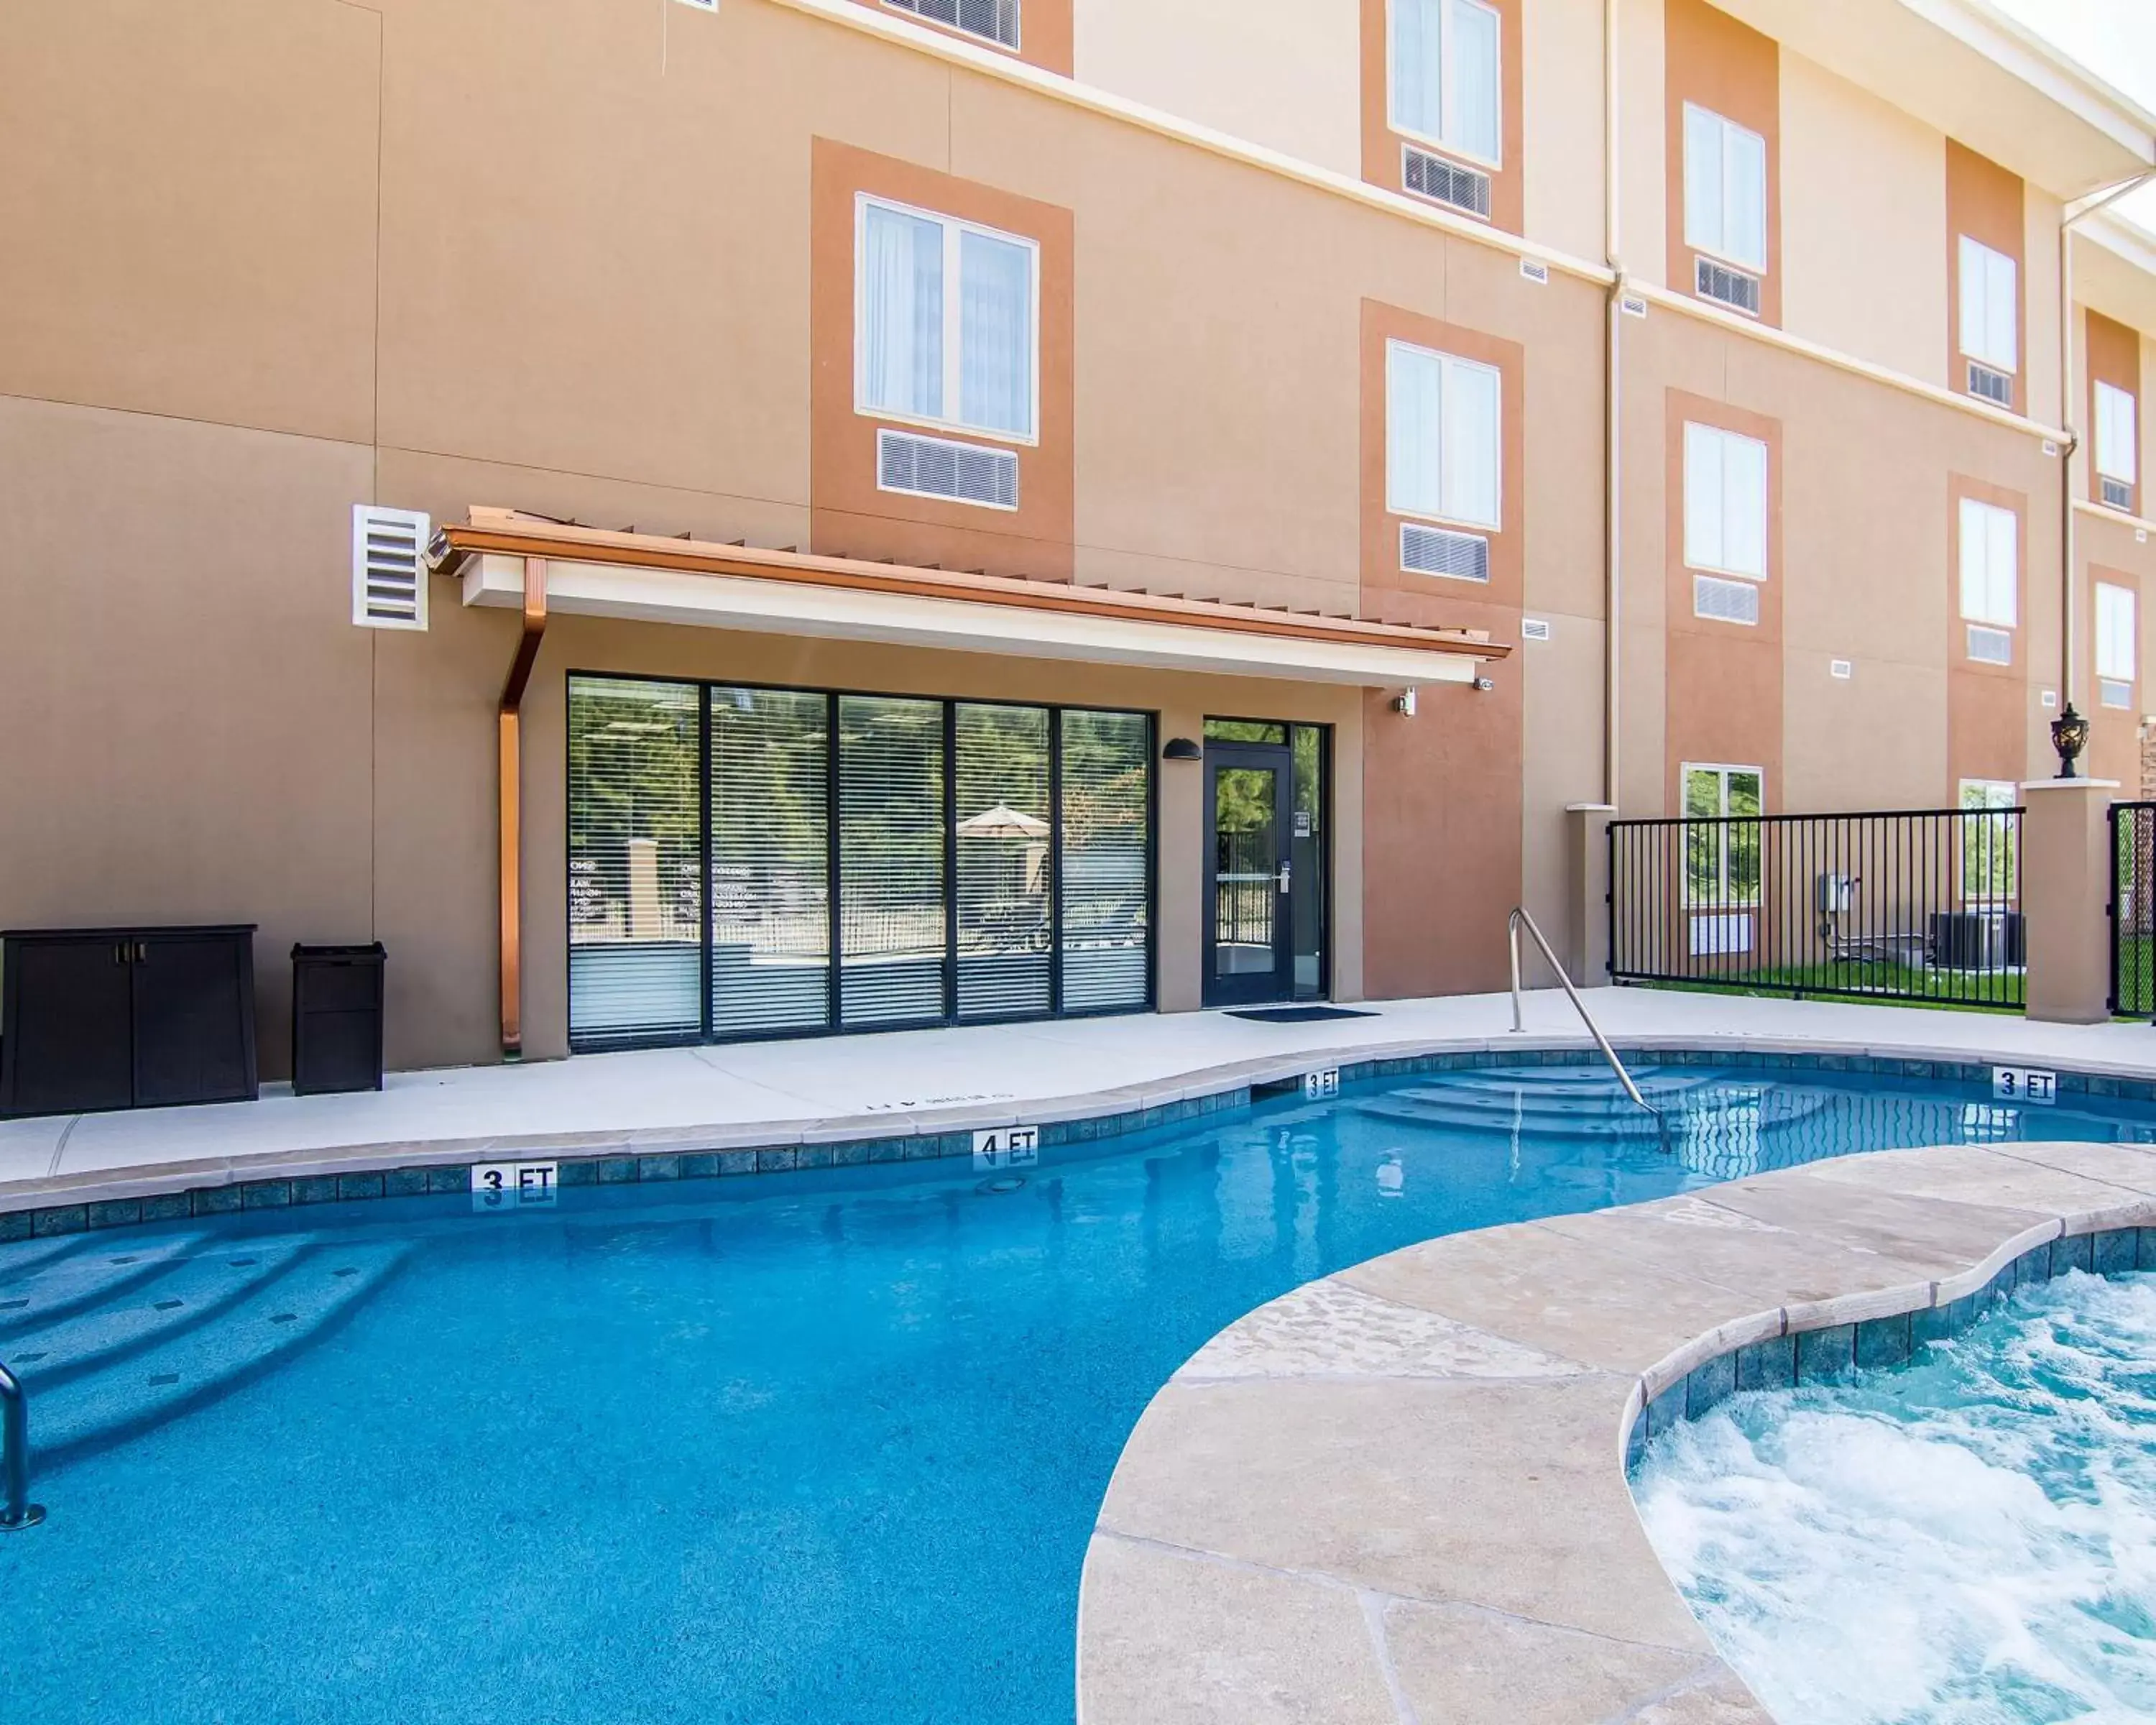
left=498, top=556, right=548, bottom=1059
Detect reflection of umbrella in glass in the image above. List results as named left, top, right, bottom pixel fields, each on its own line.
left=957, top=803, right=1050, bottom=838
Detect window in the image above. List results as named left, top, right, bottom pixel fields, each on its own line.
left=1958, top=497, right=2017, bottom=630
left=2098, top=581, right=2137, bottom=709
left=1386, top=339, right=1501, bottom=533
left=1958, top=780, right=2017, bottom=906
left=1681, top=763, right=1762, bottom=908
left=2097, top=380, right=2138, bottom=504
left=569, top=676, right=1153, bottom=1048
left=1684, top=422, right=1768, bottom=580
left=856, top=196, right=1038, bottom=442
left=1958, top=236, right=2017, bottom=375
left=1683, top=104, right=1766, bottom=274
left=883, top=0, right=1020, bottom=52
left=1390, top=0, right=1501, bottom=167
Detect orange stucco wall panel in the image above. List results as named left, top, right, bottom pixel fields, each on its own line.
left=1663, top=0, right=1782, bottom=330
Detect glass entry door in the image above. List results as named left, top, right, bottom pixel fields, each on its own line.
left=1204, top=743, right=1294, bottom=1006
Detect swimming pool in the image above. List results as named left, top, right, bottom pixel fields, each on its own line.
left=4, top=1060, right=2154, bottom=1723
left=1632, top=1267, right=2156, bottom=1724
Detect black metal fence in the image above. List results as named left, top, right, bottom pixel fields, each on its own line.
left=2111, top=801, right=2156, bottom=1019
left=1609, top=806, right=2025, bottom=1010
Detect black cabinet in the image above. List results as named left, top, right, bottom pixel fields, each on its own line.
left=0, top=927, right=258, bottom=1118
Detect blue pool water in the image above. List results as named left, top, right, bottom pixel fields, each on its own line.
left=1634, top=1270, right=2156, bottom=1724
left=4, top=1062, right=2154, bottom=1723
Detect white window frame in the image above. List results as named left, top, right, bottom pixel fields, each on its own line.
left=880, top=0, right=1022, bottom=55
left=1957, top=236, right=2018, bottom=376
left=1958, top=779, right=2018, bottom=908
left=1680, top=761, right=1764, bottom=909
left=2096, top=380, right=2138, bottom=491
left=1385, top=338, right=1503, bottom=534
left=1386, top=0, right=1504, bottom=172
left=1682, top=421, right=1769, bottom=581
left=1958, top=497, right=2019, bottom=632
left=852, top=193, right=1042, bottom=447
left=2097, top=581, right=2137, bottom=686
left=1682, top=103, right=1768, bottom=275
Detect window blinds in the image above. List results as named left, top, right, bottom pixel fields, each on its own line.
left=954, top=703, right=1052, bottom=1020
left=838, top=695, right=949, bottom=1028
left=1683, top=104, right=1766, bottom=272
left=1958, top=497, right=2018, bottom=628
left=1683, top=423, right=1769, bottom=579
left=1958, top=238, right=2017, bottom=373
left=1059, top=709, right=1151, bottom=1012
left=2097, top=381, right=2138, bottom=485
left=1386, top=339, right=1501, bottom=531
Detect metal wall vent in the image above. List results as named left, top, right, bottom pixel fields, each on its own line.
left=1830, top=658, right=1853, bottom=680
left=1621, top=295, right=1649, bottom=319
left=1519, top=259, right=1549, bottom=285
left=1402, top=146, right=1492, bottom=221
left=1967, top=362, right=2013, bottom=408
left=1692, top=574, right=1759, bottom=626
left=1521, top=617, right=1552, bottom=641
left=2102, top=677, right=2134, bottom=709
left=883, top=0, right=1019, bottom=50
left=1695, top=256, right=1761, bottom=317
left=351, top=505, right=430, bottom=631
left=1966, top=624, right=2013, bottom=665
left=2103, top=476, right=2134, bottom=511
left=1400, top=522, right=1491, bottom=582
left=877, top=429, right=1019, bottom=511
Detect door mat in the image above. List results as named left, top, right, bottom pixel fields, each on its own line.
left=1224, top=1006, right=1379, bottom=1023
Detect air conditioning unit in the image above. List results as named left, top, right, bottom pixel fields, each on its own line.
left=351, top=505, right=430, bottom=631
left=1402, top=145, right=1492, bottom=220
left=1966, top=624, right=2012, bottom=665
left=1967, top=362, right=2013, bottom=407
left=1692, top=574, right=1760, bottom=625
left=877, top=428, right=1019, bottom=510
left=2103, top=476, right=2134, bottom=511
left=1695, top=256, right=1761, bottom=316
left=1399, top=521, right=1491, bottom=581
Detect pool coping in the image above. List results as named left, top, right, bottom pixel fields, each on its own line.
left=8, top=1029, right=2156, bottom=1239
left=1073, top=1138, right=2156, bottom=1724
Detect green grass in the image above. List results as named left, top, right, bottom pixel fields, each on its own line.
left=1638, top=960, right=2023, bottom=1013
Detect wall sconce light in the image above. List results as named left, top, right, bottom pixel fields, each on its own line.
left=1473, top=676, right=1496, bottom=693
left=1392, top=688, right=1418, bottom=717
left=1162, top=737, right=1202, bottom=762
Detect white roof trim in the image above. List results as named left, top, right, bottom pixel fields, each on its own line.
left=460, top=553, right=1484, bottom=688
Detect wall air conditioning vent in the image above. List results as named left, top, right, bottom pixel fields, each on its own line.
left=1402, top=145, right=1492, bottom=220
left=351, top=505, right=430, bottom=631
left=1519, top=259, right=1550, bottom=285
left=2103, top=476, right=2134, bottom=511
left=1967, top=362, right=2013, bottom=407
left=1621, top=295, right=1649, bottom=319
left=1966, top=624, right=2013, bottom=665
left=883, top=0, right=1020, bottom=50
left=2102, top=677, right=2134, bottom=709
left=877, top=428, right=1019, bottom=511
left=1692, top=573, right=1760, bottom=626
left=1400, top=521, right=1491, bottom=581
left=1521, top=617, right=1552, bottom=641
left=1695, top=256, right=1761, bottom=316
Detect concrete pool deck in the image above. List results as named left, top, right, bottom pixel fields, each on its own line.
left=5, top=985, right=2156, bottom=1215
left=1075, top=1137, right=2156, bottom=1725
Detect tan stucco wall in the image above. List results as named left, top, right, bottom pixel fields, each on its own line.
left=1072, top=0, right=1360, bottom=179
left=1616, top=0, right=1669, bottom=290
left=1523, top=0, right=1609, bottom=262
left=1779, top=52, right=1948, bottom=388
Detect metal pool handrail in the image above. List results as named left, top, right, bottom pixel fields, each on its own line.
left=0, top=1357, right=45, bottom=1531
left=1506, top=906, right=1664, bottom=1139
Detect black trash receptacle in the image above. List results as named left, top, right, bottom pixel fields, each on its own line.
left=290, top=944, right=386, bottom=1095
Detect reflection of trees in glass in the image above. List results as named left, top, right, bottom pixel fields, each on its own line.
left=568, top=678, right=701, bottom=942
left=710, top=688, right=829, bottom=956
left=838, top=696, right=944, bottom=957
left=1062, top=710, right=1149, bottom=949
left=1959, top=781, right=2018, bottom=903
left=1683, top=765, right=1762, bottom=906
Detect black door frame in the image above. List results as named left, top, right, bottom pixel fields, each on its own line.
left=1202, top=742, right=1296, bottom=1007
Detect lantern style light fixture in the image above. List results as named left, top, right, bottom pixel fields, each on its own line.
left=2051, top=702, right=2091, bottom=779
left=1161, top=737, right=1202, bottom=762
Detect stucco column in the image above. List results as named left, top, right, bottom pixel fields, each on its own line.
left=1565, top=804, right=1616, bottom=985
left=2019, top=778, right=2118, bottom=1025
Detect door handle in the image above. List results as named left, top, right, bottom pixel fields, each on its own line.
left=135, top=942, right=148, bottom=963
left=1276, top=861, right=1292, bottom=894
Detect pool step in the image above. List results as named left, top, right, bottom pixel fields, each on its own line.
left=29, top=1240, right=413, bottom=1465
left=0, top=1232, right=209, bottom=1338
left=1365, top=1072, right=1829, bottom=1138
left=4, top=1238, right=313, bottom=1389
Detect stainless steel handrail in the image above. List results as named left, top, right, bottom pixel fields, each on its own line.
left=1507, top=906, right=1663, bottom=1134
left=0, top=1358, right=45, bottom=1531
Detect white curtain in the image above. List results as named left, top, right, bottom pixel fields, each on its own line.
left=1447, top=0, right=1501, bottom=161
left=1959, top=237, right=2017, bottom=372
left=862, top=204, right=944, bottom=420
left=1391, top=0, right=1443, bottom=139
left=959, top=229, right=1033, bottom=436
left=2099, top=584, right=2137, bottom=682
left=2098, top=381, right=2138, bottom=483
left=1685, top=423, right=1726, bottom=572
left=1684, top=105, right=1723, bottom=257
left=1441, top=356, right=1501, bottom=528
left=1685, top=423, right=1766, bottom=578
left=1959, top=497, right=2017, bottom=627
left=1387, top=341, right=1445, bottom=520
left=1723, top=123, right=1766, bottom=270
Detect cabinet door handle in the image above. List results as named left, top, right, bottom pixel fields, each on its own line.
left=114, top=942, right=125, bottom=965
left=135, top=941, right=148, bottom=963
